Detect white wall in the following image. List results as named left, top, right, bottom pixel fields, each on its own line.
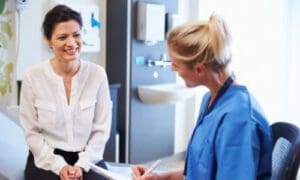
left=15, top=0, right=107, bottom=81
left=196, top=0, right=300, bottom=127
left=174, top=0, right=206, bottom=153
left=284, top=0, right=300, bottom=126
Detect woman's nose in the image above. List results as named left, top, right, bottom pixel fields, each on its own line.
left=66, top=37, right=77, bottom=47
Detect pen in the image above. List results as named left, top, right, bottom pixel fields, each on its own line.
left=142, top=159, right=162, bottom=177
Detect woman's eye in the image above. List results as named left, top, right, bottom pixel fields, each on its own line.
left=74, top=33, right=81, bottom=38
left=58, top=36, right=66, bottom=40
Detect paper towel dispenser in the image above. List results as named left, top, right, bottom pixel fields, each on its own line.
left=136, top=2, right=166, bottom=44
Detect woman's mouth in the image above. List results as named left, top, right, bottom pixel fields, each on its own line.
left=65, top=48, right=78, bottom=55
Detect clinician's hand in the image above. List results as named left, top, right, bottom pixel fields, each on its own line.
left=131, top=165, right=159, bottom=180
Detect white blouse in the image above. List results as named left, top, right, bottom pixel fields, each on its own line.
left=19, top=60, right=112, bottom=175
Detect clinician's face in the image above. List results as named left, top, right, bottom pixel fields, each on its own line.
left=168, top=47, right=201, bottom=87
left=47, top=20, right=82, bottom=62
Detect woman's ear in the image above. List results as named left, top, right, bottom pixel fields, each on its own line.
left=44, top=37, right=52, bottom=49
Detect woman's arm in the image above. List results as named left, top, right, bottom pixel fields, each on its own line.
left=75, top=67, right=112, bottom=171
left=19, top=73, right=67, bottom=175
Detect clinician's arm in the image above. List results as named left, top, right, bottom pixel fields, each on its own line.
left=19, top=73, right=68, bottom=175
left=215, top=114, right=260, bottom=180
left=74, top=67, right=112, bottom=172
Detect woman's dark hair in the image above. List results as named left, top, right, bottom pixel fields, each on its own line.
left=42, top=5, right=82, bottom=40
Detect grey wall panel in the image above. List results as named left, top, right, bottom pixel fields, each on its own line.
left=129, top=0, right=178, bottom=163
left=106, top=0, right=178, bottom=163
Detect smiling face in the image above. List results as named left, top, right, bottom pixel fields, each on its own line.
left=46, top=20, right=82, bottom=62
left=168, top=47, right=204, bottom=88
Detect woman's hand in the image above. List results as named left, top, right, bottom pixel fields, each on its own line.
left=59, top=165, right=73, bottom=180
left=72, top=166, right=83, bottom=180
left=59, top=165, right=82, bottom=180
left=131, top=165, right=159, bottom=180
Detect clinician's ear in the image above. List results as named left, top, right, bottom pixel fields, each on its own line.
left=195, top=62, right=206, bottom=76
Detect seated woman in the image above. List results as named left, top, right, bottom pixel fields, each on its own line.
left=19, top=5, right=112, bottom=180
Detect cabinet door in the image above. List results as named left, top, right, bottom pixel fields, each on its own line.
left=103, top=84, right=120, bottom=162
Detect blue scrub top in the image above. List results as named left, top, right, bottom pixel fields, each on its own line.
left=184, top=85, right=272, bottom=180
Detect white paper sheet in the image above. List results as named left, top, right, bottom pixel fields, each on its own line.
left=89, top=163, right=131, bottom=180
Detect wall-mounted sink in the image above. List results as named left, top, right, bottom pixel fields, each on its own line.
left=137, top=83, right=196, bottom=104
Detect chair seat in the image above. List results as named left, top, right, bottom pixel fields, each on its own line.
left=271, top=122, right=300, bottom=180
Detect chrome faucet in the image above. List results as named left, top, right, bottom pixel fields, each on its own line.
left=146, top=54, right=171, bottom=68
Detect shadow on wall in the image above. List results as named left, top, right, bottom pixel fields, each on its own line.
left=0, top=107, right=28, bottom=180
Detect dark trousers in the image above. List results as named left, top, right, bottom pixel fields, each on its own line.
left=25, top=149, right=108, bottom=180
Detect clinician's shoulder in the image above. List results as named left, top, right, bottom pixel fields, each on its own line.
left=225, top=85, right=253, bottom=112
left=223, top=85, right=269, bottom=127
left=228, top=85, right=266, bottom=118
left=214, top=85, right=249, bottom=121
